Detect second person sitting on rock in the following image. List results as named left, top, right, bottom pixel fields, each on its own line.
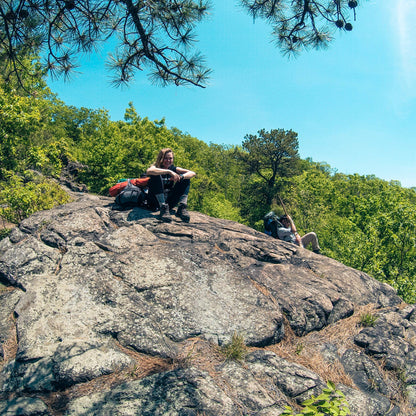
left=278, top=214, right=321, bottom=254
left=146, top=148, right=196, bottom=222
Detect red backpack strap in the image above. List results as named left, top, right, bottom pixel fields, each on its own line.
left=131, top=177, right=150, bottom=187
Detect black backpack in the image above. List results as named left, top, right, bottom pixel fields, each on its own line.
left=263, top=211, right=283, bottom=239
left=115, top=179, right=146, bottom=208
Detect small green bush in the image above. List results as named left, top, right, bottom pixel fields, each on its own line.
left=220, top=332, right=247, bottom=362
left=295, top=342, right=304, bottom=355
left=282, top=381, right=350, bottom=416
left=0, top=174, right=71, bottom=223
left=0, top=228, right=12, bottom=240
left=359, top=313, right=378, bottom=327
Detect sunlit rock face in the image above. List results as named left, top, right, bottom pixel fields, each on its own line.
left=1, top=192, right=413, bottom=415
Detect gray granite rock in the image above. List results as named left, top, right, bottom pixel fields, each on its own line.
left=0, top=193, right=412, bottom=415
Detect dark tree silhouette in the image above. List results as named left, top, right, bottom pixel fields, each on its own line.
left=241, top=0, right=360, bottom=54
left=0, top=0, right=363, bottom=89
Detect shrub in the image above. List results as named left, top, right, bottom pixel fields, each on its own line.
left=359, top=313, right=378, bottom=327
left=220, top=332, right=247, bottom=362
left=282, top=381, right=350, bottom=415
left=199, top=192, right=243, bottom=222
left=26, top=141, right=70, bottom=177
left=0, top=228, right=12, bottom=240
left=0, top=173, right=70, bottom=223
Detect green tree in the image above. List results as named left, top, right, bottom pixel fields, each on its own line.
left=238, top=128, right=301, bottom=207
left=0, top=58, right=76, bottom=225
left=0, top=81, right=43, bottom=174
left=0, top=49, right=77, bottom=178
left=1, top=0, right=365, bottom=89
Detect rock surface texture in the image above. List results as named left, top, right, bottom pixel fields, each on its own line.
left=0, top=192, right=415, bottom=415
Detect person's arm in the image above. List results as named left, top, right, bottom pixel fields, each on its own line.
left=146, top=165, right=181, bottom=182
left=175, top=167, right=196, bottom=180
left=287, top=215, right=303, bottom=247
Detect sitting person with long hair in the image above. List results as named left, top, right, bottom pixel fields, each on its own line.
left=146, top=148, right=196, bottom=222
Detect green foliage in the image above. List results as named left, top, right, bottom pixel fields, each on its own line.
left=359, top=313, right=378, bottom=328
left=199, top=192, right=243, bottom=222
left=0, top=228, right=12, bottom=241
left=0, top=82, right=42, bottom=173
left=0, top=173, right=70, bottom=223
left=237, top=128, right=301, bottom=206
left=278, top=163, right=416, bottom=303
left=0, top=51, right=48, bottom=95
left=282, top=381, right=351, bottom=416
left=1, top=0, right=212, bottom=88
left=27, top=141, right=71, bottom=177
left=220, top=333, right=248, bottom=362
left=242, top=0, right=362, bottom=56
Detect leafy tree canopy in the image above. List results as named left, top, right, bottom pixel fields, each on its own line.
left=237, top=128, right=300, bottom=205
left=1, top=0, right=365, bottom=89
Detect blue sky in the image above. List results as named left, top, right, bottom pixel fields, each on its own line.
left=48, top=1, right=416, bottom=188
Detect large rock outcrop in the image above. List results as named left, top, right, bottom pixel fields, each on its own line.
left=0, top=193, right=415, bottom=415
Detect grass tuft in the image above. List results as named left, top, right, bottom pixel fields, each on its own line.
left=359, top=312, right=378, bottom=327
left=220, top=332, right=248, bottom=362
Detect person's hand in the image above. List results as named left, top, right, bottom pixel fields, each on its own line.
left=169, top=171, right=181, bottom=182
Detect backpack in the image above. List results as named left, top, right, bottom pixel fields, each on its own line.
left=263, top=211, right=283, bottom=239
left=109, top=177, right=150, bottom=197
left=115, top=179, right=146, bottom=208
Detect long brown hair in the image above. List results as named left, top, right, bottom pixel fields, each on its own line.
left=155, top=148, right=173, bottom=168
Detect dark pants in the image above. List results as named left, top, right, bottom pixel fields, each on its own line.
left=148, top=176, right=190, bottom=209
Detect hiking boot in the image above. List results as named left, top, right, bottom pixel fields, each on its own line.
left=176, top=203, right=190, bottom=222
left=159, top=203, right=172, bottom=222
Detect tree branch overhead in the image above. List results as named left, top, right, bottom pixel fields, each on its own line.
left=0, top=0, right=363, bottom=89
